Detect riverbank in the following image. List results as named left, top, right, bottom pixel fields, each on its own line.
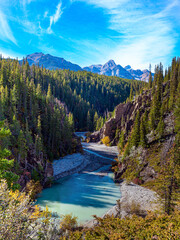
left=53, top=142, right=118, bottom=180
left=84, top=181, right=159, bottom=228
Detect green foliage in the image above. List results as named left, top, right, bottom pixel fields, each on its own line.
left=131, top=110, right=140, bottom=147
left=0, top=121, right=19, bottom=190
left=140, top=115, right=147, bottom=148
left=149, top=71, right=152, bottom=88
left=0, top=58, right=76, bottom=178
left=156, top=116, right=165, bottom=138
left=60, top=214, right=78, bottom=231
left=0, top=180, right=62, bottom=240
left=118, top=130, right=125, bottom=152
left=66, top=211, right=180, bottom=240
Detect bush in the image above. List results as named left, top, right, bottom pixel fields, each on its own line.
left=25, top=179, right=43, bottom=199
left=60, top=214, right=78, bottom=231
left=0, top=180, right=61, bottom=240
left=101, top=136, right=110, bottom=146
left=66, top=211, right=180, bottom=239
left=122, top=199, right=146, bottom=217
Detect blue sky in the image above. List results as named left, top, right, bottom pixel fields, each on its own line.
left=0, top=0, right=180, bottom=69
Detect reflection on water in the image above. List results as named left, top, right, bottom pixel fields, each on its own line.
left=36, top=166, right=120, bottom=223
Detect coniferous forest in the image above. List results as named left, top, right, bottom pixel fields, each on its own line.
left=0, top=56, right=180, bottom=239
left=0, top=57, right=143, bottom=187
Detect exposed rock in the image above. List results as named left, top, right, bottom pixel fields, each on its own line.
left=84, top=60, right=133, bottom=79
left=84, top=61, right=153, bottom=81
left=140, top=166, right=157, bottom=182
left=90, top=89, right=152, bottom=144
left=45, top=162, right=53, bottom=178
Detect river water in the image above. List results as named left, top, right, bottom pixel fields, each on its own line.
left=36, top=134, right=120, bottom=224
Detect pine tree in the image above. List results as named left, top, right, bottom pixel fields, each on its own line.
left=118, top=130, right=125, bottom=152
left=93, top=112, right=98, bottom=131
left=131, top=110, right=140, bottom=147
left=129, top=84, right=133, bottom=101
left=140, top=116, right=147, bottom=147
left=0, top=121, right=19, bottom=189
left=87, top=111, right=92, bottom=131
left=46, top=84, right=52, bottom=103
left=149, top=71, right=152, bottom=89
left=68, top=112, right=74, bottom=132
left=156, top=116, right=165, bottom=138
left=17, top=130, right=27, bottom=164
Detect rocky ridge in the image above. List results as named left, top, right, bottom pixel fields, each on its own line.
left=20, top=53, right=152, bottom=81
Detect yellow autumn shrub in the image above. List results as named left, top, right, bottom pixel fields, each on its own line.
left=0, top=180, right=61, bottom=240
left=101, top=136, right=110, bottom=146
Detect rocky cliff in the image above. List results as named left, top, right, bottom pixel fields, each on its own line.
left=90, top=88, right=152, bottom=144
left=90, top=82, right=176, bottom=184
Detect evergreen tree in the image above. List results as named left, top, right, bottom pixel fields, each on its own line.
left=131, top=110, right=140, bottom=147
left=93, top=112, right=98, bottom=131
left=140, top=116, right=147, bottom=147
left=0, top=121, right=19, bottom=190
left=129, top=84, right=133, bottom=101
left=118, top=130, right=125, bottom=152
left=149, top=71, right=152, bottom=89
left=17, top=130, right=27, bottom=164
left=156, top=116, right=165, bottom=138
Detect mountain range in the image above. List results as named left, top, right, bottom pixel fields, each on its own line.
left=20, top=52, right=153, bottom=81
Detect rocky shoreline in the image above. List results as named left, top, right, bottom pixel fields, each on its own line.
left=52, top=140, right=159, bottom=229
left=84, top=181, right=159, bottom=228
left=53, top=142, right=118, bottom=180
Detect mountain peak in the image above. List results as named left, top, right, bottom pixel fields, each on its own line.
left=20, top=52, right=82, bottom=71
left=106, top=59, right=116, bottom=67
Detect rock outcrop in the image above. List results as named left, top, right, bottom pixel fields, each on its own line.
left=90, top=89, right=152, bottom=144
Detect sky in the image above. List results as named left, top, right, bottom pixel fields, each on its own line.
left=0, top=0, right=180, bottom=70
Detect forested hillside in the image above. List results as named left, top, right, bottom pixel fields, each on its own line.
left=0, top=58, right=76, bottom=188
left=0, top=57, right=143, bottom=188
left=90, top=57, right=180, bottom=214
left=20, top=58, right=143, bottom=130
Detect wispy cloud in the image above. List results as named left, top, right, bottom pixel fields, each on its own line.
left=75, top=0, right=180, bottom=69
left=21, top=0, right=35, bottom=6
left=44, top=11, right=48, bottom=18
left=0, top=10, right=17, bottom=45
left=47, top=1, right=63, bottom=34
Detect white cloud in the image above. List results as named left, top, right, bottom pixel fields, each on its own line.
left=0, top=49, right=23, bottom=60
left=21, top=0, right=35, bottom=6
left=75, top=0, right=179, bottom=69
left=44, top=11, right=48, bottom=18
left=0, top=10, right=17, bottom=45
left=47, top=1, right=63, bottom=34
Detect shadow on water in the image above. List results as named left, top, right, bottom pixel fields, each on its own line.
left=38, top=171, right=119, bottom=209
left=37, top=137, right=120, bottom=222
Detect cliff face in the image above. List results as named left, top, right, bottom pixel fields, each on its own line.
left=90, top=89, right=152, bottom=144
left=90, top=83, right=176, bottom=184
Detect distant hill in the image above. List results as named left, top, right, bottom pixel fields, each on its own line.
left=20, top=53, right=153, bottom=81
